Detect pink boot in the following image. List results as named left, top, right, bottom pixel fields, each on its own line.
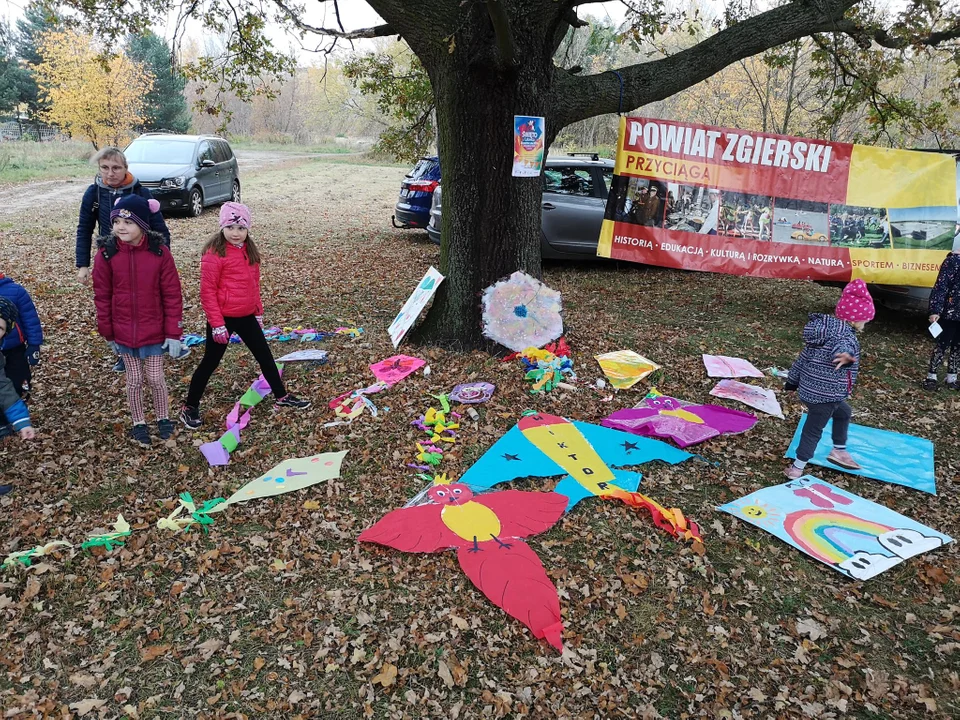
left=827, top=448, right=861, bottom=470
left=784, top=464, right=804, bottom=480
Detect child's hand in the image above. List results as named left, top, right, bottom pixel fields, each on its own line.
left=19, top=427, right=35, bottom=440
left=212, top=326, right=230, bottom=344
left=77, top=267, right=91, bottom=285
left=833, top=352, right=856, bottom=368
left=929, top=314, right=940, bottom=324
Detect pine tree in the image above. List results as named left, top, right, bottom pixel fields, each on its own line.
left=14, top=0, right=62, bottom=121
left=127, top=31, right=190, bottom=133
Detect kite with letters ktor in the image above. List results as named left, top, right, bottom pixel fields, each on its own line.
left=457, top=411, right=703, bottom=547
left=359, top=474, right=568, bottom=651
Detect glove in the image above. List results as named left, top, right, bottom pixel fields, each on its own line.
left=256, top=315, right=264, bottom=329
left=212, top=326, right=230, bottom=344
left=26, top=345, right=40, bottom=366
left=784, top=382, right=799, bottom=392
left=106, top=340, right=119, bottom=354
left=162, top=338, right=183, bottom=359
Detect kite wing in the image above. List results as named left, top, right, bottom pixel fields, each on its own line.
left=456, top=541, right=563, bottom=651
left=457, top=424, right=563, bottom=490
left=473, top=490, right=567, bottom=538
left=358, top=503, right=463, bottom=553
left=554, top=469, right=642, bottom=512
left=575, top=420, right=692, bottom=467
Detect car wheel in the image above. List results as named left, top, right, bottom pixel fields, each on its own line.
left=231, top=180, right=241, bottom=203
left=189, top=188, right=204, bottom=217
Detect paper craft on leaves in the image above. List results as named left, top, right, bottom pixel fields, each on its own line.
left=602, top=389, right=757, bottom=448
left=360, top=474, right=568, bottom=651
left=157, top=493, right=225, bottom=533
left=207, top=451, right=347, bottom=512
left=200, top=365, right=283, bottom=466
left=329, top=382, right=389, bottom=421
left=595, top=350, right=660, bottom=390
left=275, top=349, right=329, bottom=363
left=718, top=476, right=951, bottom=580
left=3, top=541, right=72, bottom=568
left=388, top=266, right=444, bottom=347
left=80, top=515, right=131, bottom=552
left=702, top=354, right=764, bottom=378
left=709, top=379, right=784, bottom=418
left=370, top=354, right=426, bottom=385
left=457, top=411, right=702, bottom=546
left=449, top=382, right=495, bottom=404
left=785, top=416, right=936, bottom=494
left=482, top=271, right=563, bottom=352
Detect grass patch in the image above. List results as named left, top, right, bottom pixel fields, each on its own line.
left=0, top=139, right=94, bottom=185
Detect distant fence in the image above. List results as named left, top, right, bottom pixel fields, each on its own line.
left=0, top=122, right=67, bottom=142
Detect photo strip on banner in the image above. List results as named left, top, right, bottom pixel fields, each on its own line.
left=597, top=117, right=958, bottom=287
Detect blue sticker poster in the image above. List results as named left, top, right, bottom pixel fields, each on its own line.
left=513, top=116, right=545, bottom=177
left=785, top=416, right=936, bottom=494
left=719, top=477, right=952, bottom=580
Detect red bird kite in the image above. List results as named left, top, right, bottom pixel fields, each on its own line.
left=359, top=475, right=568, bottom=651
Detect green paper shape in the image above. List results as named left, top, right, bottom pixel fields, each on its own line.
left=239, top=386, right=264, bottom=407
left=220, top=428, right=240, bottom=452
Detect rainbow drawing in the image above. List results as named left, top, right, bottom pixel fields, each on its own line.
left=783, top=509, right=893, bottom=565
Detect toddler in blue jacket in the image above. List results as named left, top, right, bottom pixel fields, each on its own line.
left=784, top=279, right=875, bottom=479
left=0, top=272, right=42, bottom=398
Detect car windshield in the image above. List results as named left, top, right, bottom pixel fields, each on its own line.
left=408, top=158, right=439, bottom=180
left=125, top=140, right=195, bottom=165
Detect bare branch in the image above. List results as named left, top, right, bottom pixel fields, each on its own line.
left=832, top=18, right=960, bottom=50
left=272, top=0, right=393, bottom=39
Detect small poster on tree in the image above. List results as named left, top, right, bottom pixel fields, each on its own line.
left=513, top=116, right=545, bottom=177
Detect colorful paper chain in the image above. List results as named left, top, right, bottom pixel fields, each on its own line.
left=408, top=394, right=460, bottom=472
left=515, top=347, right=577, bottom=394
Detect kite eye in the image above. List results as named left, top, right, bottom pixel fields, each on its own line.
left=435, top=490, right=446, bottom=498
left=453, top=488, right=462, bottom=495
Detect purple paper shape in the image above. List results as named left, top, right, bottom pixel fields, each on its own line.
left=602, top=394, right=758, bottom=448
left=286, top=469, right=308, bottom=477
left=225, top=403, right=252, bottom=431
left=449, top=381, right=496, bottom=404
left=200, top=441, right=231, bottom=466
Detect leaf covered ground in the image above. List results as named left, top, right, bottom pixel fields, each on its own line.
left=0, top=155, right=957, bottom=719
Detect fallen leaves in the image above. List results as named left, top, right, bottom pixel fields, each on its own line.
left=140, top=644, right=171, bottom=663
left=371, top=662, right=398, bottom=688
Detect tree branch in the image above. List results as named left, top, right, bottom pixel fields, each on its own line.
left=554, top=0, right=861, bottom=126
left=272, top=0, right=393, bottom=39
left=485, top=0, right=517, bottom=67
left=832, top=18, right=960, bottom=50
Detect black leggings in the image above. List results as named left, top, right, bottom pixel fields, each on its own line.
left=928, top=318, right=960, bottom=375
left=185, top=314, right=285, bottom=408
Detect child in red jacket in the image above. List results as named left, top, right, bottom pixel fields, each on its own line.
left=93, top=195, right=184, bottom=446
left=180, top=203, right=309, bottom=430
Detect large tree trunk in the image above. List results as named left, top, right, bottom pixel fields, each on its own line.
left=413, top=15, right=556, bottom=349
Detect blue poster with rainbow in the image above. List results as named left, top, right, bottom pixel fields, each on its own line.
left=719, top=477, right=951, bottom=580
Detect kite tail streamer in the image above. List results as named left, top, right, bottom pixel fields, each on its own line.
left=605, top=488, right=704, bottom=547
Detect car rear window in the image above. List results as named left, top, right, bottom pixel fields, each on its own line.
left=125, top=139, right=195, bottom=165
left=408, top=158, right=440, bottom=180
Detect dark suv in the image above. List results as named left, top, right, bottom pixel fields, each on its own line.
left=124, top=133, right=241, bottom=217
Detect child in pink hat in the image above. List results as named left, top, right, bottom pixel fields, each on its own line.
left=783, top=279, right=875, bottom=479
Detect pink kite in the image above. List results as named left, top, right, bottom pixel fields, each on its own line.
left=710, top=379, right=784, bottom=419
left=602, top=393, right=757, bottom=448
left=702, top=354, right=764, bottom=378
left=370, top=355, right=426, bottom=386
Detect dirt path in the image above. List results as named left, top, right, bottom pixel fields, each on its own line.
left=0, top=150, right=353, bottom=216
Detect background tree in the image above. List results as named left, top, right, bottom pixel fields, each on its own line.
left=0, top=21, right=30, bottom=116
left=14, top=0, right=62, bottom=122
left=65, top=0, right=960, bottom=347
left=127, top=31, right=190, bottom=133
left=35, top=29, right=152, bottom=149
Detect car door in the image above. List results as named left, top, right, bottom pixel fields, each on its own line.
left=213, top=140, right=234, bottom=200
left=540, top=165, right=609, bottom=255
left=195, top=140, right=219, bottom=202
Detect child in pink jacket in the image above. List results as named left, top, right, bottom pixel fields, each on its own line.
left=180, top=203, right=309, bottom=429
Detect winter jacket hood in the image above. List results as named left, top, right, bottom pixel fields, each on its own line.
left=199, top=242, right=264, bottom=328
left=788, top=313, right=861, bottom=405
left=92, top=230, right=183, bottom=348
left=0, top=275, right=42, bottom=352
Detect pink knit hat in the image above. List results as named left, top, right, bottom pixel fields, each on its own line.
left=835, top=279, right=875, bottom=322
left=219, top=202, right=251, bottom=229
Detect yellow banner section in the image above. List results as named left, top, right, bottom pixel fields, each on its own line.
left=614, top=150, right=720, bottom=186
left=846, top=146, right=956, bottom=209
left=597, top=221, right=614, bottom=258
left=849, top=248, right=947, bottom=287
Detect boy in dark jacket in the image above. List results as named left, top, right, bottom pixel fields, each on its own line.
left=0, top=298, right=36, bottom=494
left=0, top=273, right=42, bottom=397
left=923, top=238, right=960, bottom=390
left=784, top=279, right=875, bottom=479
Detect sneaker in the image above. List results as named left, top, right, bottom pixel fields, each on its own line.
left=157, top=418, right=175, bottom=440
left=275, top=394, right=311, bottom=410
left=784, top=465, right=804, bottom=480
left=827, top=449, right=861, bottom=470
left=180, top=405, right=202, bottom=430
left=113, top=357, right=126, bottom=372
left=0, top=484, right=12, bottom=496
left=129, top=423, right=151, bottom=447
left=947, top=380, right=960, bottom=391
left=921, top=378, right=939, bottom=391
